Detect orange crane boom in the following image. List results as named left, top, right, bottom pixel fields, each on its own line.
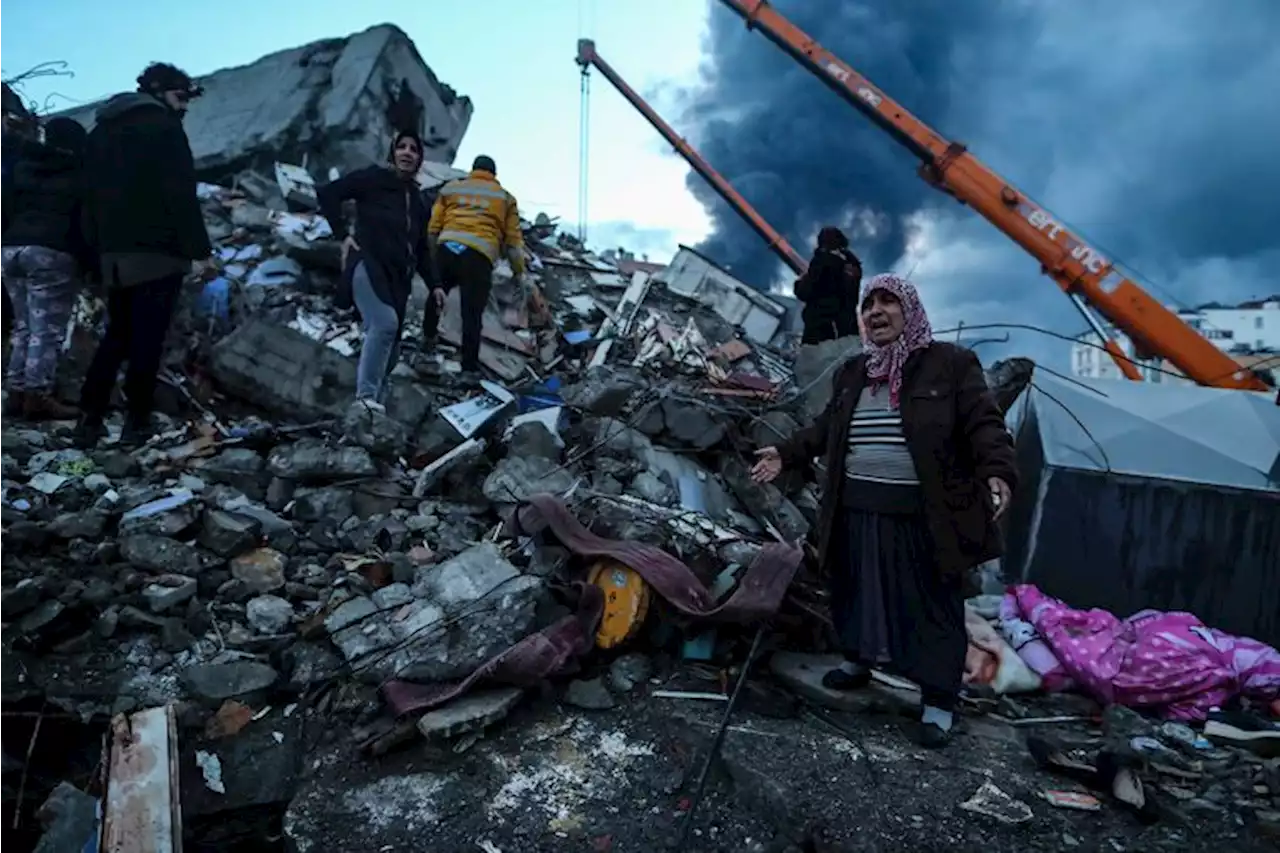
left=576, top=39, right=808, bottom=277
left=716, top=0, right=1269, bottom=391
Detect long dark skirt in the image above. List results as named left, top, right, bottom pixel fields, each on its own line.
left=828, top=506, right=966, bottom=709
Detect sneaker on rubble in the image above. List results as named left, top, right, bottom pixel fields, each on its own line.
left=354, top=397, right=387, bottom=414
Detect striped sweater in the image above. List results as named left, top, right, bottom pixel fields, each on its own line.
left=844, top=385, right=919, bottom=485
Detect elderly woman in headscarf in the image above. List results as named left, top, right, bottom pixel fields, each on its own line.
left=752, top=273, right=1017, bottom=748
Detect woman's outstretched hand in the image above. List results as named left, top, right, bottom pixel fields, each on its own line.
left=751, top=446, right=783, bottom=483
left=988, top=477, right=1012, bottom=520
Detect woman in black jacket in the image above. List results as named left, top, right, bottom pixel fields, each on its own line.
left=795, top=226, right=862, bottom=345
left=317, top=130, right=437, bottom=410
left=1, top=118, right=92, bottom=419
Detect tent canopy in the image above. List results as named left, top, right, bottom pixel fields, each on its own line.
left=1009, top=371, right=1280, bottom=492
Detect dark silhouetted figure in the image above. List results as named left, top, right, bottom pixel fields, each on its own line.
left=795, top=226, right=862, bottom=344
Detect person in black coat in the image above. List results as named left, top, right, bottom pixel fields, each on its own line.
left=1, top=118, right=93, bottom=419
left=317, top=130, right=437, bottom=410
left=76, top=62, right=212, bottom=448
left=795, top=226, right=862, bottom=345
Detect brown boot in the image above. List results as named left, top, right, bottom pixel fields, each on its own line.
left=22, top=391, right=79, bottom=421
left=2, top=390, right=26, bottom=418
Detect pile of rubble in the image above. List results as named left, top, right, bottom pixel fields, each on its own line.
left=6, top=167, right=1277, bottom=851
left=5, top=26, right=1277, bottom=853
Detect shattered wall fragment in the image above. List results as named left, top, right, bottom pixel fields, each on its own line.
left=53, top=24, right=472, bottom=193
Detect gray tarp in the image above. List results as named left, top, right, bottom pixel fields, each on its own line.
left=1004, top=370, right=1280, bottom=645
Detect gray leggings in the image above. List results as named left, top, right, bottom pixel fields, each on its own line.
left=352, top=262, right=400, bottom=402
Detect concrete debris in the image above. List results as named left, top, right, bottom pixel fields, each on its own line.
left=5, top=25, right=1270, bottom=853
left=52, top=24, right=471, bottom=199
left=33, top=782, right=98, bottom=853
left=417, top=687, right=523, bottom=739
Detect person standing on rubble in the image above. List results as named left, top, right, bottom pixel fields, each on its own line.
left=422, top=154, right=525, bottom=383
left=2, top=118, right=94, bottom=420
left=751, top=273, right=1017, bottom=749
left=795, top=226, right=862, bottom=344
left=2, top=111, right=44, bottom=342
left=316, top=129, right=436, bottom=410
left=75, top=62, right=213, bottom=448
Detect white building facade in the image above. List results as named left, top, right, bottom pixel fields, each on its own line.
left=658, top=245, right=790, bottom=345
left=1070, top=298, right=1280, bottom=384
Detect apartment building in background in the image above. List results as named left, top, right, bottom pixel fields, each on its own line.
left=1070, top=296, right=1280, bottom=386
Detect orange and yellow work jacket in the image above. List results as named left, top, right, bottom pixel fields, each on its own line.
left=427, top=169, right=525, bottom=274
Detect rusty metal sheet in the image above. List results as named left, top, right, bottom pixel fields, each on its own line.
left=102, top=704, right=181, bottom=853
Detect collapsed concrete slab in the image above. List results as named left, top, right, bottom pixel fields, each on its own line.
left=324, top=543, right=544, bottom=683
left=208, top=318, right=432, bottom=428
left=52, top=24, right=472, bottom=195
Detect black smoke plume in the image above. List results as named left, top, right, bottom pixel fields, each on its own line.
left=681, top=0, right=1280, bottom=361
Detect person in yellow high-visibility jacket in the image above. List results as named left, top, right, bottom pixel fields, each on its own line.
left=424, top=155, right=525, bottom=381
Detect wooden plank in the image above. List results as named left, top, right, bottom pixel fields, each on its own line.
left=102, top=704, right=181, bottom=853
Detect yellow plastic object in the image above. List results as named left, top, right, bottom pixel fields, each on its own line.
left=587, top=560, right=651, bottom=649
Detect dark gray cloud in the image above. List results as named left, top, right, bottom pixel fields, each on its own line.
left=679, top=0, right=1280, bottom=364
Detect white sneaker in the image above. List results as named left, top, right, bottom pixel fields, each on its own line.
left=355, top=398, right=386, bottom=413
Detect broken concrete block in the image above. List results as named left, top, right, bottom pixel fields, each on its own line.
left=608, top=653, right=653, bottom=693
left=2, top=578, right=47, bottom=619
left=198, top=509, right=262, bottom=558
left=292, top=486, right=356, bottom=522
left=47, top=509, right=108, bottom=540
left=719, top=456, right=810, bottom=543
left=327, top=546, right=543, bottom=684
left=208, top=319, right=431, bottom=427
left=793, top=336, right=861, bottom=422
left=34, top=782, right=98, bottom=853
left=283, top=641, right=344, bottom=689
left=183, top=661, right=279, bottom=703
left=351, top=480, right=405, bottom=520
left=142, top=574, right=198, bottom=613
left=230, top=547, right=288, bottom=593
left=633, top=397, right=727, bottom=450
left=506, top=421, right=561, bottom=460
left=565, top=677, right=616, bottom=710
left=410, top=542, right=517, bottom=608
left=481, top=455, right=575, bottom=504
left=561, top=367, right=644, bottom=417
left=342, top=401, right=409, bottom=458
left=394, top=576, right=542, bottom=683
left=416, top=687, right=523, bottom=739
left=629, top=471, right=676, bottom=506
left=120, top=534, right=208, bottom=576
left=201, top=447, right=268, bottom=500
left=268, top=439, right=377, bottom=482
left=749, top=410, right=802, bottom=449
left=324, top=595, right=387, bottom=659
left=246, top=594, right=294, bottom=634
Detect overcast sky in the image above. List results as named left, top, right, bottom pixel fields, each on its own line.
left=2, top=0, right=712, bottom=261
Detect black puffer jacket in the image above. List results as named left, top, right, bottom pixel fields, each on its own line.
left=1, top=139, right=93, bottom=268
left=317, top=165, right=434, bottom=324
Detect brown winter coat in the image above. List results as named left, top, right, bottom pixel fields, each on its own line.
left=778, top=342, right=1018, bottom=576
